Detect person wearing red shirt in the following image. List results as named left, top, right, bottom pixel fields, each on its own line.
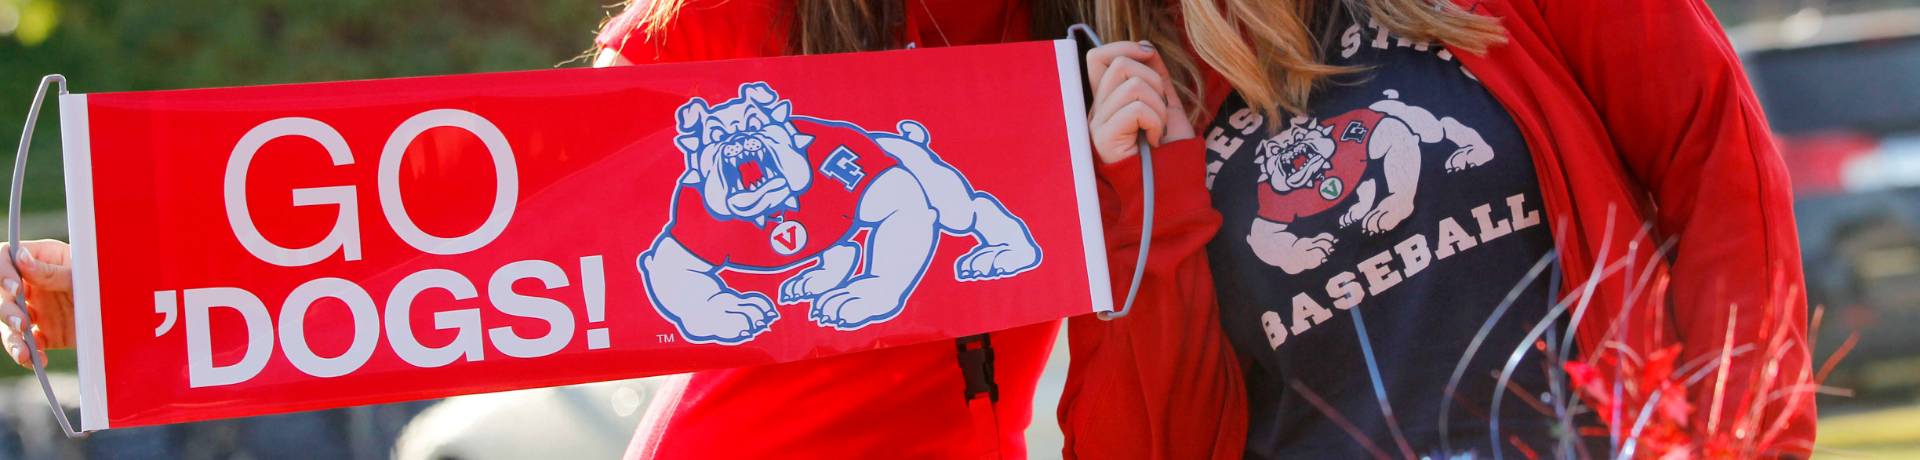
left=0, top=1, right=1248, bottom=458
left=591, top=1, right=1246, bottom=459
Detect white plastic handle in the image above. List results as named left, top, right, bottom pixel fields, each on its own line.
left=1067, top=25, right=1151, bottom=321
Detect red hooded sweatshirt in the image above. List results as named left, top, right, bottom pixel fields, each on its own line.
left=1452, top=0, right=1815, bottom=454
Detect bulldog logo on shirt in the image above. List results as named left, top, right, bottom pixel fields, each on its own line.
left=638, top=82, right=1042, bottom=345
left=1246, top=90, right=1496, bottom=274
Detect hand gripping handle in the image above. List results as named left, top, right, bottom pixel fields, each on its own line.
left=11, top=74, right=88, bottom=438
left=1066, top=25, right=1151, bottom=321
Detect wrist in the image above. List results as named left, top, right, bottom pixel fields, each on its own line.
left=1162, top=130, right=1196, bottom=144
left=1163, top=119, right=1197, bottom=144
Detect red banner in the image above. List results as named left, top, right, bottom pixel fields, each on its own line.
left=54, top=40, right=1106, bottom=429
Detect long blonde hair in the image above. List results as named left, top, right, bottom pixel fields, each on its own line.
left=1100, top=0, right=1505, bottom=121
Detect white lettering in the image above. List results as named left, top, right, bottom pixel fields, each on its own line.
left=1471, top=203, right=1514, bottom=242
left=1262, top=310, right=1287, bottom=349
left=1394, top=234, right=1432, bottom=278
left=487, top=260, right=577, bottom=358
left=1229, top=107, right=1261, bottom=135
left=1435, top=217, right=1478, bottom=259
left=386, top=269, right=484, bottom=368
left=378, top=109, right=519, bottom=255
left=1508, top=194, right=1542, bottom=231
left=1289, top=293, right=1332, bottom=335
left=1340, top=23, right=1363, bottom=58
left=184, top=287, right=274, bottom=388
left=1206, top=127, right=1245, bottom=159
left=1359, top=250, right=1403, bottom=295
left=278, top=278, right=379, bottom=378
left=1327, top=271, right=1365, bottom=310
left=223, top=117, right=361, bottom=267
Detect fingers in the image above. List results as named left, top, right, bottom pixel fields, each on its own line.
left=3, top=312, right=23, bottom=365
left=1096, top=53, right=1169, bottom=110
left=0, top=289, right=26, bottom=353
left=5, top=329, right=27, bottom=366
left=1089, top=47, right=1171, bottom=130
left=1092, top=79, right=1170, bottom=141
left=1086, top=41, right=1163, bottom=92
left=1087, top=40, right=1192, bottom=164
left=1088, top=66, right=1171, bottom=161
left=1088, top=41, right=1183, bottom=113
left=0, top=240, right=72, bottom=295
left=24, top=240, right=71, bottom=265
left=0, top=243, right=22, bottom=295
left=19, top=259, right=70, bottom=293
left=1091, top=107, right=1162, bottom=164
left=0, top=276, right=31, bottom=366
left=17, top=242, right=71, bottom=292
left=1, top=312, right=43, bottom=367
left=1108, top=101, right=1168, bottom=147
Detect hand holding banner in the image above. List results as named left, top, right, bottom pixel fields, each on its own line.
left=43, top=39, right=1107, bottom=429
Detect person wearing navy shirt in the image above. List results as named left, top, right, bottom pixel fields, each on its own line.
left=1203, top=10, right=1572, bottom=458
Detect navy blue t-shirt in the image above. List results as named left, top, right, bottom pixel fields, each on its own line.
left=1202, top=15, right=1571, bottom=458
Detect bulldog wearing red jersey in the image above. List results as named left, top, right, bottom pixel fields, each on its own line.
left=1246, top=90, right=1496, bottom=274
left=639, top=82, right=1042, bottom=344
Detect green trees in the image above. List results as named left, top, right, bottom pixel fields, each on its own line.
left=1, top=0, right=609, bottom=212
left=0, top=0, right=609, bottom=378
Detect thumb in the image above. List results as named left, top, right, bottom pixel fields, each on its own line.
left=17, top=253, right=69, bottom=292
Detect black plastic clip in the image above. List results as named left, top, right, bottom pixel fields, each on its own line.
left=955, top=334, right=999, bottom=402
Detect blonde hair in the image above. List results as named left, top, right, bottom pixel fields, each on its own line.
left=1101, top=0, right=1505, bottom=122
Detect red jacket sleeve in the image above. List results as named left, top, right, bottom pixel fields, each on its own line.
left=1057, top=132, right=1246, bottom=459
left=1533, top=0, right=1815, bottom=454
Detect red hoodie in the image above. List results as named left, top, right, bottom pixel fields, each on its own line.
left=596, top=1, right=1248, bottom=459
left=1108, top=0, right=1815, bottom=454
left=1453, top=0, right=1815, bottom=454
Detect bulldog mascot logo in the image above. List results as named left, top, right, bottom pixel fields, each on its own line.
left=1248, top=90, right=1495, bottom=274
left=639, top=82, right=1042, bottom=344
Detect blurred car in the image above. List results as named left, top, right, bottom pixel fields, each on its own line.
left=391, top=377, right=660, bottom=460
left=0, top=372, right=433, bottom=459
left=1734, top=7, right=1920, bottom=392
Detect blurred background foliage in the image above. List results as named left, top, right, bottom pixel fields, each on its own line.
left=1, top=0, right=609, bottom=215
left=0, top=0, right=1905, bottom=213
left=0, top=0, right=610, bottom=379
